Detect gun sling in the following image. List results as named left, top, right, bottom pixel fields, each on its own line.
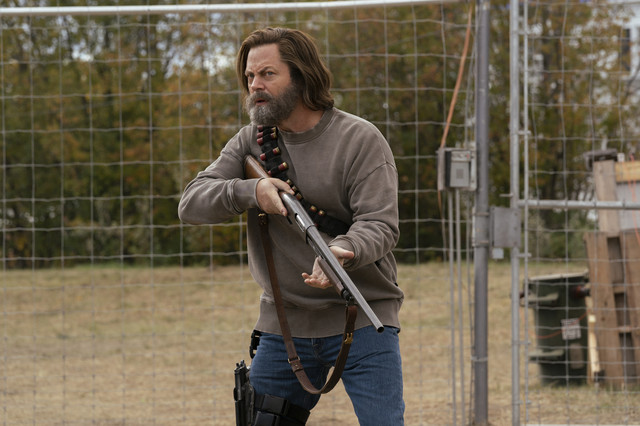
left=257, top=211, right=357, bottom=395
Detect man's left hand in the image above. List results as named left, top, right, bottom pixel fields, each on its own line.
left=302, top=246, right=354, bottom=289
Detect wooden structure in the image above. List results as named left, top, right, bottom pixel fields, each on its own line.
left=584, top=159, right=640, bottom=387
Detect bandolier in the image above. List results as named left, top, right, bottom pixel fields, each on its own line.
left=256, top=125, right=350, bottom=238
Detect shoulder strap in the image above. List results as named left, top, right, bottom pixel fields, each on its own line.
left=257, top=212, right=357, bottom=395
left=256, top=126, right=350, bottom=238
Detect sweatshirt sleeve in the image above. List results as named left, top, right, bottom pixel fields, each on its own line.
left=178, top=131, right=260, bottom=225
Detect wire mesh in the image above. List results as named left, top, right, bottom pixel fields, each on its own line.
left=0, top=1, right=475, bottom=424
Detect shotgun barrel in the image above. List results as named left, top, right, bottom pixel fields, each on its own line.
left=244, top=155, right=384, bottom=333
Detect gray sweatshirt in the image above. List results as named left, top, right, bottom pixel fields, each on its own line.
left=178, top=108, right=404, bottom=337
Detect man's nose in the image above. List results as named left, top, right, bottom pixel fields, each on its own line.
left=249, top=76, right=264, bottom=92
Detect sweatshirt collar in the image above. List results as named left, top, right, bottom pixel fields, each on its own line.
left=279, top=108, right=335, bottom=144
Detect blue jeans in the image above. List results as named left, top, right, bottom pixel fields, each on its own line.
left=249, top=326, right=405, bottom=425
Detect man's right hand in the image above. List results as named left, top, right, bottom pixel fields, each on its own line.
left=255, top=178, right=294, bottom=216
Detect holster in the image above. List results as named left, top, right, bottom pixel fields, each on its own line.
left=234, top=360, right=255, bottom=426
left=234, top=358, right=310, bottom=425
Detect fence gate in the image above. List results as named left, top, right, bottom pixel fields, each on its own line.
left=514, top=0, right=640, bottom=424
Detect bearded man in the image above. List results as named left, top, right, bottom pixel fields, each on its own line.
left=178, top=27, right=405, bottom=426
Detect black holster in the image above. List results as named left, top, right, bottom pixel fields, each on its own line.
left=235, top=331, right=309, bottom=426
left=234, top=360, right=310, bottom=426
left=234, top=360, right=255, bottom=426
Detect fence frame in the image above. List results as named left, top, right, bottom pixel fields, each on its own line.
left=0, top=0, right=457, bottom=17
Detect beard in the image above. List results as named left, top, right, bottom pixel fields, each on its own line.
left=244, top=83, right=300, bottom=126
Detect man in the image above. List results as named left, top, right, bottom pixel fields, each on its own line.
left=178, top=27, right=404, bottom=425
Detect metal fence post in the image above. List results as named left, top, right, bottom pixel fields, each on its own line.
left=474, top=0, right=490, bottom=424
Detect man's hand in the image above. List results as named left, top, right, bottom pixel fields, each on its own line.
left=302, top=246, right=355, bottom=289
left=256, top=178, right=294, bottom=216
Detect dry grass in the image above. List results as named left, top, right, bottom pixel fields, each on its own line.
left=1, top=262, right=638, bottom=425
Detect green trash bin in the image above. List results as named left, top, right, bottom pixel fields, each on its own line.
left=523, top=272, right=590, bottom=386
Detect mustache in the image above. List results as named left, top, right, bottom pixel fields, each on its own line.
left=246, top=91, right=274, bottom=107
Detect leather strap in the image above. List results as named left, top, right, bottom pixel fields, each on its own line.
left=257, top=212, right=357, bottom=395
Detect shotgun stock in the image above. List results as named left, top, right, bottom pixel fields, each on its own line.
left=244, top=155, right=384, bottom=333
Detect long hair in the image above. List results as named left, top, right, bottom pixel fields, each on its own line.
left=236, top=27, right=334, bottom=111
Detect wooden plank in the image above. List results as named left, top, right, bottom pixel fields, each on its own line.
left=584, top=232, right=625, bottom=387
left=587, top=312, right=602, bottom=383
left=593, top=161, right=621, bottom=234
left=615, top=161, right=640, bottom=183
left=614, top=183, right=640, bottom=232
left=621, top=230, right=640, bottom=383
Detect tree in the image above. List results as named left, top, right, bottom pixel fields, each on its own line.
left=4, top=1, right=631, bottom=267
left=1, top=2, right=246, bottom=267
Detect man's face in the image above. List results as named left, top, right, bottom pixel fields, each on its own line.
left=243, top=43, right=300, bottom=126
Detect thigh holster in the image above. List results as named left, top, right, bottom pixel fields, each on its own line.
left=253, top=393, right=310, bottom=426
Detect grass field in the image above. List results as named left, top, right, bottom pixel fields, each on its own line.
left=2, top=261, right=638, bottom=425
